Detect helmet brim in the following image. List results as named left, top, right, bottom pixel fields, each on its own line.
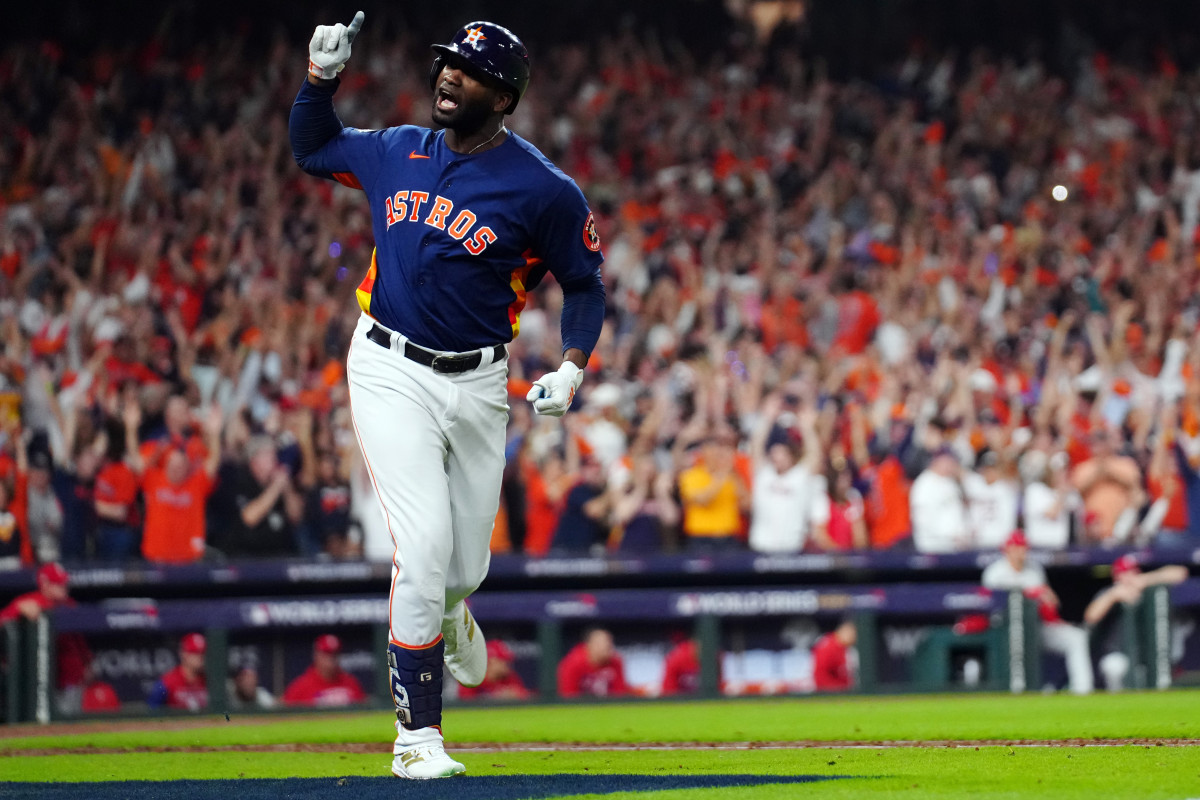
left=431, top=44, right=512, bottom=90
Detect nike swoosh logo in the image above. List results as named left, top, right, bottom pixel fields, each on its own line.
left=409, top=152, right=430, bottom=159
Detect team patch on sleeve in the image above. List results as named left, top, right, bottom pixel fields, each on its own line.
left=582, top=212, right=601, bottom=252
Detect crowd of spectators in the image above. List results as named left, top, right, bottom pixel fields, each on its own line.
left=4, top=15, right=1200, bottom=569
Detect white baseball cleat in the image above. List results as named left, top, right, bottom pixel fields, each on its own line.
left=442, top=601, right=487, bottom=687
left=391, top=744, right=466, bottom=779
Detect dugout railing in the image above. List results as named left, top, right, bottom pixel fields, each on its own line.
left=4, top=582, right=1090, bottom=722
left=0, top=547, right=1183, bottom=602
left=6, top=581, right=1187, bottom=722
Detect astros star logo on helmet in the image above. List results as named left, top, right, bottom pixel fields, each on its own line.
left=464, top=27, right=487, bottom=46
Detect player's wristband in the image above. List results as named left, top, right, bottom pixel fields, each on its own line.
left=308, top=61, right=343, bottom=81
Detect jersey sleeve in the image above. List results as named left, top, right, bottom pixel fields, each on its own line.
left=533, top=181, right=606, bottom=355
left=533, top=181, right=604, bottom=283
left=0, top=597, right=24, bottom=624
left=980, top=561, right=1005, bottom=590
left=289, top=79, right=393, bottom=192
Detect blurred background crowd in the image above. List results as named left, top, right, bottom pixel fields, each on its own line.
left=5, top=0, right=1200, bottom=568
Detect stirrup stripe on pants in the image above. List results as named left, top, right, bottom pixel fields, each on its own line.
left=347, top=336, right=406, bottom=642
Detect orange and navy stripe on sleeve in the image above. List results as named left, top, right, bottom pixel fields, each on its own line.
left=507, top=249, right=542, bottom=338
left=356, top=250, right=378, bottom=315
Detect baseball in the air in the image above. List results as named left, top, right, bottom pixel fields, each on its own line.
left=1051, top=184, right=1068, bottom=202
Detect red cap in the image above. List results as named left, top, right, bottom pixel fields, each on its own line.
left=1112, top=554, right=1141, bottom=578
left=181, top=632, right=206, bottom=655
left=1005, top=530, right=1028, bottom=548
left=37, top=562, right=69, bottom=586
left=314, top=634, right=342, bottom=654
left=486, top=640, right=514, bottom=663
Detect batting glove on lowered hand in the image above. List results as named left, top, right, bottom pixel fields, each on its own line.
left=526, top=362, right=583, bottom=418
left=308, top=10, right=364, bottom=81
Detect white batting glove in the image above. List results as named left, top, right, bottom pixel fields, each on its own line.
left=308, top=11, right=364, bottom=81
left=526, top=362, right=583, bottom=418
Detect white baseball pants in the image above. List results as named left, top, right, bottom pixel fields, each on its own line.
left=346, top=314, right=508, bottom=648
left=1042, top=622, right=1094, bottom=695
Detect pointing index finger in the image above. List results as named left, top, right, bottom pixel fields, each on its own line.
left=346, top=10, right=365, bottom=42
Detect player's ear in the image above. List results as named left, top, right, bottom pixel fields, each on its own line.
left=493, top=90, right=514, bottom=114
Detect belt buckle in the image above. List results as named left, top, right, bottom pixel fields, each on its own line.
left=431, top=354, right=463, bottom=373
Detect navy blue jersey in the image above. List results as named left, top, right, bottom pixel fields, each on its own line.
left=290, top=80, right=605, bottom=353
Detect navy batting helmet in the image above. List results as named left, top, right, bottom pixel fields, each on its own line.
left=429, top=22, right=530, bottom=115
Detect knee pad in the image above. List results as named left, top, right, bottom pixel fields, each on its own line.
left=387, top=640, right=444, bottom=730
left=1099, top=652, right=1130, bottom=690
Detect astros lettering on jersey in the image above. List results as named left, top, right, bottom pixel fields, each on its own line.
left=289, top=107, right=603, bottom=352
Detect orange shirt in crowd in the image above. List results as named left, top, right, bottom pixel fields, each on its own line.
left=522, top=461, right=560, bottom=557
left=94, top=461, right=140, bottom=525
left=759, top=295, right=809, bottom=354
left=7, top=470, right=34, bottom=564
left=139, top=435, right=208, bottom=469
left=141, top=468, right=214, bottom=562
left=832, top=290, right=881, bottom=355
left=1064, top=412, right=1094, bottom=467
left=1148, top=473, right=1188, bottom=531
left=863, top=457, right=911, bottom=548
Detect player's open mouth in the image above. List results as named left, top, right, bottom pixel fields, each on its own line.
left=436, top=89, right=459, bottom=112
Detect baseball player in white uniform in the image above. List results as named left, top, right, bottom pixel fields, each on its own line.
left=982, top=531, right=1093, bottom=694
left=291, top=13, right=605, bottom=778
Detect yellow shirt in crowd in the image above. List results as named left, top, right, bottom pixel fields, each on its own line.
left=678, top=465, right=742, bottom=538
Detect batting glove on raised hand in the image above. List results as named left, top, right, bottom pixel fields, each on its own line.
left=526, top=362, right=583, bottom=418
left=308, top=11, right=364, bottom=81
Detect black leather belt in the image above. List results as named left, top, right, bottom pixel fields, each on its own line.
left=366, top=323, right=504, bottom=374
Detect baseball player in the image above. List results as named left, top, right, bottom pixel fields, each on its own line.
left=1083, top=554, right=1188, bottom=690
left=981, top=530, right=1094, bottom=694
left=283, top=634, right=367, bottom=707
left=557, top=628, right=630, bottom=698
left=148, top=632, right=208, bottom=711
left=290, top=13, right=605, bottom=779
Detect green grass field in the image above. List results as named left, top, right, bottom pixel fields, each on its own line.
left=3, top=692, right=1200, bottom=798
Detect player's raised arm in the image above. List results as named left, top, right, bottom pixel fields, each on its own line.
left=289, top=11, right=375, bottom=185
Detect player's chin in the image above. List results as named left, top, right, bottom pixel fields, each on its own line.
left=431, top=102, right=459, bottom=127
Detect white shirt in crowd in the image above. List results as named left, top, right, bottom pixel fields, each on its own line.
left=963, top=472, right=1020, bottom=550
left=909, top=470, right=969, bottom=553
left=1022, top=481, right=1077, bottom=550
left=749, top=464, right=829, bottom=553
